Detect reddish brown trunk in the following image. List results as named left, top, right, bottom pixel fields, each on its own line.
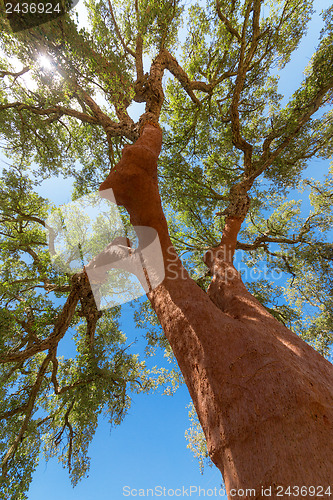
left=100, top=124, right=333, bottom=498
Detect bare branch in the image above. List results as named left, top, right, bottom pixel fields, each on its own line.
left=244, top=0, right=262, bottom=68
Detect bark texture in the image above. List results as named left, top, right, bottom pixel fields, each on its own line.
left=100, top=124, right=333, bottom=498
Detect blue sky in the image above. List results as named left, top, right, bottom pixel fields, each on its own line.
left=0, top=0, right=332, bottom=498
left=28, top=359, right=224, bottom=500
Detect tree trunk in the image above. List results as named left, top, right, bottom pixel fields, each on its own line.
left=99, top=124, right=333, bottom=498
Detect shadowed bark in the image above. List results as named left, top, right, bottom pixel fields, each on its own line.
left=99, top=124, right=333, bottom=497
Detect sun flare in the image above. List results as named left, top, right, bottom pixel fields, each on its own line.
left=38, top=55, right=53, bottom=70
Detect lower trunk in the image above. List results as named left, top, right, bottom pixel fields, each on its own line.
left=148, top=258, right=333, bottom=495
left=100, top=124, right=333, bottom=497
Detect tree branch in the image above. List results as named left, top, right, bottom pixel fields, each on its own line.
left=252, top=83, right=333, bottom=181
left=0, top=273, right=84, bottom=364
left=236, top=213, right=317, bottom=251
left=0, top=102, right=99, bottom=124
left=0, top=403, right=28, bottom=421
left=1, top=353, right=52, bottom=477
left=215, top=0, right=241, bottom=42
left=106, top=0, right=136, bottom=58
left=228, top=1, right=257, bottom=171
left=135, top=35, right=144, bottom=80
left=0, top=66, right=30, bottom=79
left=161, top=49, right=212, bottom=105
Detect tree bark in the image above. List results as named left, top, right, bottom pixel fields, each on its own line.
left=99, top=124, right=333, bottom=498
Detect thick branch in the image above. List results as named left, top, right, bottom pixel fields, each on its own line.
left=135, top=35, right=144, bottom=80
left=133, top=0, right=144, bottom=79
left=99, top=123, right=177, bottom=270
left=134, top=49, right=217, bottom=112
left=204, top=216, right=243, bottom=272
left=161, top=49, right=212, bottom=104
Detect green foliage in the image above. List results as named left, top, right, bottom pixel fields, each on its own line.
left=185, top=402, right=212, bottom=473
left=108, top=0, right=184, bottom=52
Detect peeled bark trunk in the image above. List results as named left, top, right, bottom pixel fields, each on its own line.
left=100, top=124, right=333, bottom=497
